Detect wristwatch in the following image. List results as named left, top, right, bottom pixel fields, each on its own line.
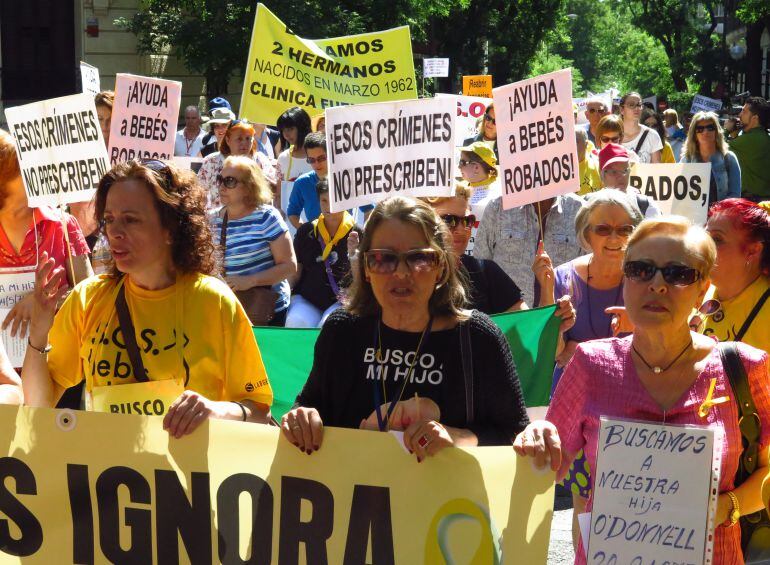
left=724, top=491, right=740, bottom=526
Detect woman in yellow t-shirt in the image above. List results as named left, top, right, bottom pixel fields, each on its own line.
left=22, top=160, right=273, bottom=437
left=698, top=198, right=770, bottom=353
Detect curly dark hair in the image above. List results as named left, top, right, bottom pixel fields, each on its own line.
left=94, top=159, right=217, bottom=276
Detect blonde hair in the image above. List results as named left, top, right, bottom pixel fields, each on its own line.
left=422, top=183, right=473, bottom=208
left=625, top=216, right=716, bottom=277
left=596, top=115, right=624, bottom=141
left=222, top=155, right=273, bottom=208
left=683, top=111, right=727, bottom=161
left=345, top=197, right=468, bottom=319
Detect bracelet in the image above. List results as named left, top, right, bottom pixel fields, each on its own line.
left=27, top=338, right=52, bottom=356
left=232, top=401, right=247, bottom=422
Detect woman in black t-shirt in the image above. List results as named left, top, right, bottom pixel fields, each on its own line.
left=282, top=197, right=529, bottom=459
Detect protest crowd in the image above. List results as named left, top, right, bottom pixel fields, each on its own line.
left=2, top=4, right=770, bottom=564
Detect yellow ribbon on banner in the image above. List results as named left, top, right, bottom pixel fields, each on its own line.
left=424, top=498, right=501, bottom=564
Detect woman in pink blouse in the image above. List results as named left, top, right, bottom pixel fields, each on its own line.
left=515, top=216, right=770, bottom=565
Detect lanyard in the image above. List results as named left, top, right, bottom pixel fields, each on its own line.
left=316, top=234, right=340, bottom=297
left=371, top=316, right=433, bottom=431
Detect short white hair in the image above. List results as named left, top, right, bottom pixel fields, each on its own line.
left=575, top=189, right=644, bottom=251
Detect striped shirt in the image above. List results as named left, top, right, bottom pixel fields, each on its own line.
left=211, top=205, right=290, bottom=312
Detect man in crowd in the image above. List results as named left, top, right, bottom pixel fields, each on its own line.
left=287, top=132, right=327, bottom=229
left=174, top=106, right=206, bottom=157
left=583, top=96, right=610, bottom=145
left=598, top=143, right=660, bottom=218
left=730, top=96, right=770, bottom=202
left=474, top=192, right=584, bottom=307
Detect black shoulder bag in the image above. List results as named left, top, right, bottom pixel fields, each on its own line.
left=634, top=128, right=650, bottom=155
left=718, top=342, right=770, bottom=563
left=735, top=287, right=770, bottom=342
left=220, top=211, right=278, bottom=326
left=115, top=283, right=149, bottom=382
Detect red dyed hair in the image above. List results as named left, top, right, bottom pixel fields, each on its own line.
left=708, top=198, right=770, bottom=274
left=0, top=129, right=21, bottom=183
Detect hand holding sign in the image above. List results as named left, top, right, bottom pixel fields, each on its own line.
left=532, top=240, right=555, bottom=301
left=513, top=420, right=564, bottom=477
left=606, top=305, right=634, bottom=336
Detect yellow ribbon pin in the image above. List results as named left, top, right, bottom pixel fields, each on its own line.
left=698, top=377, right=730, bottom=418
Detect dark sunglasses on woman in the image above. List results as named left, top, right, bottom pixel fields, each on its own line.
left=623, top=260, right=702, bottom=286
left=441, top=214, right=476, bottom=230
left=216, top=175, right=241, bottom=189
left=695, top=124, right=717, bottom=134
left=364, top=249, right=440, bottom=274
left=484, top=114, right=495, bottom=124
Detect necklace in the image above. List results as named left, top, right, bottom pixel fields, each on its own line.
left=375, top=316, right=432, bottom=431
left=585, top=258, right=623, bottom=338
left=632, top=340, right=692, bottom=374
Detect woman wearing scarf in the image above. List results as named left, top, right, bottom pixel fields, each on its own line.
left=286, top=179, right=360, bottom=327
left=457, top=142, right=500, bottom=256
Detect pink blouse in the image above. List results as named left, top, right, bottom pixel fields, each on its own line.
left=546, top=336, right=770, bottom=565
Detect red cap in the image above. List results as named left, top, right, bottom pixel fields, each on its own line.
left=599, top=143, right=630, bottom=172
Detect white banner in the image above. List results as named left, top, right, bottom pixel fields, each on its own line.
left=493, top=68, right=578, bottom=210
left=108, top=73, right=182, bottom=164
left=436, top=93, right=492, bottom=146
left=588, top=418, right=719, bottom=565
left=326, top=97, right=455, bottom=212
left=691, top=95, right=722, bottom=114
left=629, top=163, right=712, bottom=224
left=4, top=94, right=109, bottom=208
left=80, top=61, right=101, bottom=97
left=423, top=58, right=449, bottom=78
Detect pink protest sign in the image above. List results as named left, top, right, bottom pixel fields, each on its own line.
left=108, top=73, right=182, bottom=164
left=493, top=69, right=578, bottom=210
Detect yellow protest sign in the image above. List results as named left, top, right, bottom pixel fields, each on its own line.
left=0, top=405, right=554, bottom=563
left=240, top=4, right=418, bottom=124
left=463, top=75, right=494, bottom=98
left=88, top=378, right=184, bottom=415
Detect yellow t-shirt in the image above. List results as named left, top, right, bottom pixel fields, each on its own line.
left=577, top=154, right=602, bottom=195
left=661, top=142, right=676, bottom=164
left=701, top=276, right=770, bottom=354
left=48, top=273, right=273, bottom=406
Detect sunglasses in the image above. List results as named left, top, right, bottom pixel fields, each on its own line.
left=484, top=114, right=496, bottom=124
left=458, top=159, right=481, bottom=168
left=590, top=224, right=635, bottom=237
left=689, top=298, right=722, bottom=331
left=623, top=260, right=702, bottom=286
left=441, top=214, right=476, bottom=230
left=364, top=249, right=440, bottom=274
left=695, top=124, right=717, bottom=134
left=306, top=155, right=327, bottom=165
left=600, top=135, right=621, bottom=144
left=216, top=175, right=242, bottom=189
left=587, top=108, right=607, bottom=114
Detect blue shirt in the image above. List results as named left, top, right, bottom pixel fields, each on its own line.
left=211, top=205, right=291, bottom=312
left=287, top=171, right=322, bottom=221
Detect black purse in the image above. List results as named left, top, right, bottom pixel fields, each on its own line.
left=718, top=342, right=770, bottom=563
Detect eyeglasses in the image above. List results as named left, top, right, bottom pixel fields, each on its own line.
left=484, top=114, right=496, bottom=125
left=623, top=260, right=702, bottom=286
left=458, top=159, right=480, bottom=168
left=306, top=154, right=327, bottom=165
left=441, top=214, right=476, bottom=230
left=695, top=124, right=717, bottom=134
left=216, top=175, right=242, bottom=189
left=623, top=102, right=643, bottom=109
left=587, top=108, right=607, bottom=114
left=600, top=135, right=621, bottom=144
left=590, top=224, right=635, bottom=237
left=603, top=167, right=631, bottom=176
left=364, top=249, right=440, bottom=274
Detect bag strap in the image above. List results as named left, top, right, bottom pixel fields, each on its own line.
left=115, top=283, right=149, bottom=383
left=735, top=287, right=770, bottom=342
left=718, top=342, right=760, bottom=482
left=635, top=128, right=650, bottom=154
left=459, top=315, right=474, bottom=424
left=219, top=211, right=228, bottom=276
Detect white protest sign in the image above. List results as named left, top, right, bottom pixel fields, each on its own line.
left=588, top=418, right=719, bottom=565
left=4, top=94, right=109, bottom=208
left=629, top=163, right=711, bottom=224
left=691, top=94, right=722, bottom=114
left=643, top=95, right=657, bottom=110
left=493, top=68, right=578, bottom=209
left=80, top=61, right=101, bottom=97
left=0, top=270, right=37, bottom=367
left=574, top=98, right=588, bottom=125
left=327, top=97, right=455, bottom=212
left=423, top=58, right=449, bottom=78
left=436, top=93, right=492, bottom=146
left=109, top=73, right=182, bottom=164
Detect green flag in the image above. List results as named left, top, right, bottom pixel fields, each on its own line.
left=254, top=306, right=559, bottom=419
